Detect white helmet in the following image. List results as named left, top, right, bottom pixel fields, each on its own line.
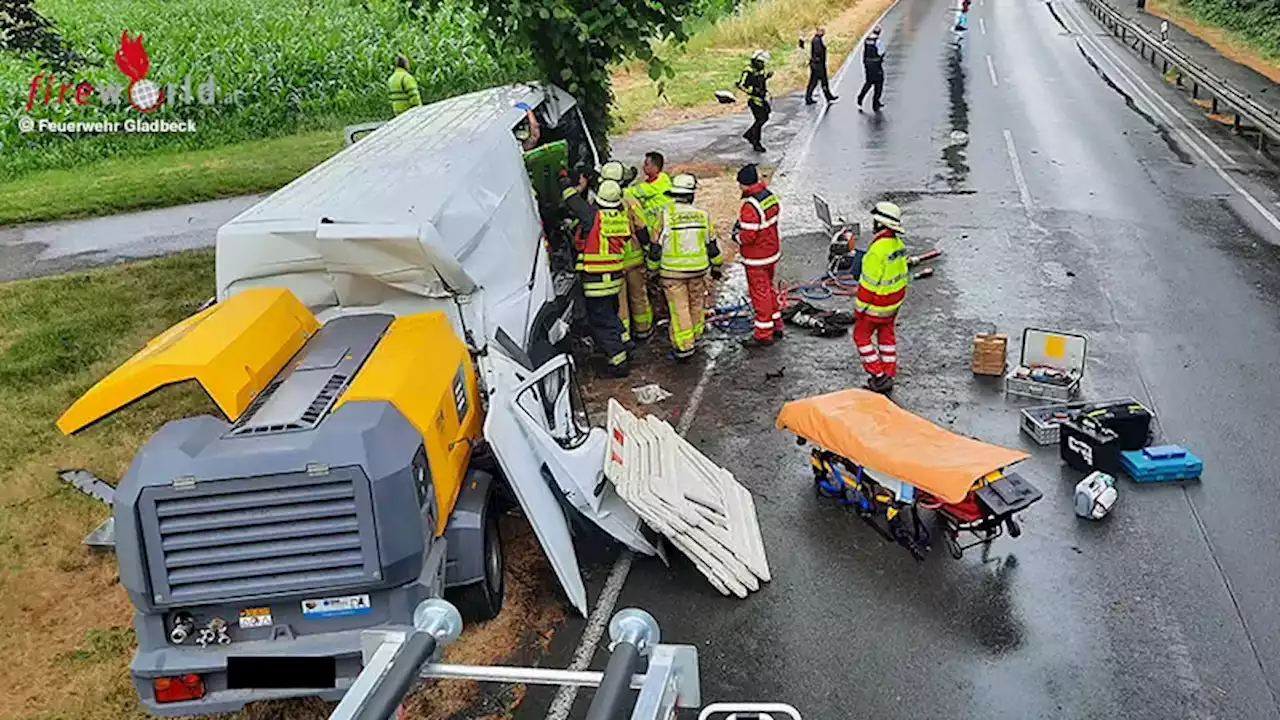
left=751, top=49, right=771, bottom=64
left=670, top=173, right=697, bottom=197
left=599, top=161, right=625, bottom=183
left=871, top=201, right=903, bottom=231
left=596, top=180, right=624, bottom=208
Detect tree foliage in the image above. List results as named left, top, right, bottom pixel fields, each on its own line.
left=1177, top=0, right=1280, bottom=60
left=0, top=0, right=88, bottom=73
left=408, top=0, right=701, bottom=151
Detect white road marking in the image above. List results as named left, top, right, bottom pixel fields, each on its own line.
left=780, top=0, right=902, bottom=192
left=545, top=348, right=722, bottom=719
left=986, top=55, right=1000, bottom=87
left=980, top=17, right=987, bottom=35
left=1058, top=4, right=1280, bottom=232
left=1057, top=0, right=1235, bottom=166
left=545, top=552, right=634, bottom=718
left=1004, top=129, right=1033, bottom=210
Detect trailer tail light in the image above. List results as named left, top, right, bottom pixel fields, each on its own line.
left=153, top=674, right=205, bottom=703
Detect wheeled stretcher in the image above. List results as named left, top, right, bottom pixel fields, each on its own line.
left=778, top=389, right=1043, bottom=561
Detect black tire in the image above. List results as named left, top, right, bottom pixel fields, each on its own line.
left=946, top=533, right=964, bottom=560
left=448, top=507, right=505, bottom=622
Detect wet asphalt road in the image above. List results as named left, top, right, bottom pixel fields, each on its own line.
left=521, top=0, right=1280, bottom=718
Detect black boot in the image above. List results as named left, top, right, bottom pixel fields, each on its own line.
left=740, top=335, right=775, bottom=348
left=601, top=361, right=631, bottom=379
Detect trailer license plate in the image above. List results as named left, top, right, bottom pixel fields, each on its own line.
left=238, top=607, right=273, bottom=629
left=227, top=656, right=336, bottom=689
left=301, top=594, right=371, bottom=619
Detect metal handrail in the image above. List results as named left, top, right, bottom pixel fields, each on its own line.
left=1078, top=0, right=1280, bottom=150
left=329, top=604, right=699, bottom=720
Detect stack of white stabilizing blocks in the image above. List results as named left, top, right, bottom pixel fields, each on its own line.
left=604, top=399, right=770, bottom=597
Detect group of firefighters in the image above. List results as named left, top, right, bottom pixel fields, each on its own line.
left=387, top=42, right=910, bottom=393
left=559, top=152, right=909, bottom=394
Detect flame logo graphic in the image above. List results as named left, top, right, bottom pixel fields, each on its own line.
left=114, top=30, right=165, bottom=113
left=115, top=31, right=150, bottom=81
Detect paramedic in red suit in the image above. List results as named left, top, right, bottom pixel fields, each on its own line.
left=735, top=164, right=783, bottom=347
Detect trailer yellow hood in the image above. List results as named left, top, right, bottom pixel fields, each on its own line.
left=56, top=288, right=319, bottom=434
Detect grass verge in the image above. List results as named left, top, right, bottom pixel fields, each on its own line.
left=1147, top=0, right=1280, bottom=84
left=0, top=251, right=565, bottom=719
left=0, top=131, right=342, bottom=227
left=0, top=0, right=886, bottom=230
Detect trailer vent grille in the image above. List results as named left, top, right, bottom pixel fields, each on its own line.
left=299, top=373, right=349, bottom=427
left=139, top=468, right=380, bottom=605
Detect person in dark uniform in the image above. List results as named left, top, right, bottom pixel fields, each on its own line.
left=737, top=49, right=773, bottom=153
left=857, top=26, right=886, bottom=112
left=805, top=26, right=838, bottom=105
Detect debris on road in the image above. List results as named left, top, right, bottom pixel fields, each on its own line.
left=632, top=383, right=674, bottom=404
left=605, top=399, right=771, bottom=598
left=1075, top=471, right=1118, bottom=519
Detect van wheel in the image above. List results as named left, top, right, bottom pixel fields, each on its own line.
left=450, top=508, right=505, bottom=622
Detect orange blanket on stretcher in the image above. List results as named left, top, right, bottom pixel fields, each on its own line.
left=775, top=389, right=1029, bottom=504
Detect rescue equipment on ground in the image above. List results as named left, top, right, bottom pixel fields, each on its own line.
left=605, top=400, right=771, bottom=597
left=1074, top=471, right=1118, bottom=519
left=1059, top=416, right=1123, bottom=475
left=777, top=389, right=1042, bottom=562
left=971, top=333, right=1008, bottom=376
left=1121, top=445, right=1203, bottom=483
left=1019, top=396, right=1149, bottom=447
left=1078, top=399, right=1154, bottom=451
left=1005, top=328, right=1087, bottom=401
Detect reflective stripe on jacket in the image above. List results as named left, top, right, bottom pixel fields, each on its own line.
left=575, top=209, right=631, bottom=296
left=737, top=67, right=769, bottom=106
left=855, top=229, right=908, bottom=316
left=649, top=203, right=723, bottom=277
left=737, top=182, right=781, bottom=265
left=627, top=172, right=675, bottom=229
left=620, top=196, right=649, bottom=269
left=388, top=68, right=421, bottom=115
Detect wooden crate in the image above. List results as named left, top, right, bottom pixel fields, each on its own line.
left=971, top=333, right=1007, bottom=376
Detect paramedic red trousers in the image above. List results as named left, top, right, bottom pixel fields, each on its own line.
left=745, top=261, right=781, bottom=341
left=853, top=312, right=897, bottom=376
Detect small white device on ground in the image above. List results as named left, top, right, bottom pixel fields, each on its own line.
left=1074, top=471, right=1117, bottom=520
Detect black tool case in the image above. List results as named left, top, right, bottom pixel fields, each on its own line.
left=1060, top=417, right=1122, bottom=474
left=1079, top=400, right=1153, bottom=450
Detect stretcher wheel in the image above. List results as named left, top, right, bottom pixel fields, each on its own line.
left=945, top=532, right=964, bottom=560
left=1006, top=517, right=1021, bottom=538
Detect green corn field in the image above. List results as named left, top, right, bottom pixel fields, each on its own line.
left=0, top=0, right=534, bottom=180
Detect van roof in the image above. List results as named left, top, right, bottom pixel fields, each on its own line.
left=227, top=83, right=546, bottom=228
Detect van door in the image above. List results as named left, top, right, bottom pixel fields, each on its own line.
left=483, top=344, right=659, bottom=617
left=484, top=349, right=590, bottom=617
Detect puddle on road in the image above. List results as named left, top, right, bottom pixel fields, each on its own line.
left=940, top=39, right=971, bottom=189
left=1075, top=42, right=1194, bottom=165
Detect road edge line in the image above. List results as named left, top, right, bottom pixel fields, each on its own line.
left=544, top=350, right=722, bottom=720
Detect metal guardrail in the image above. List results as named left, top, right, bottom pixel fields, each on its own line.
left=1079, top=0, right=1280, bottom=154
left=329, top=602, right=701, bottom=720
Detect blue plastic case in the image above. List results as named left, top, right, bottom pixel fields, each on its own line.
left=1120, top=445, right=1203, bottom=483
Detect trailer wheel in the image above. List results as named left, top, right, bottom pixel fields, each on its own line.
left=451, top=506, right=505, bottom=622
